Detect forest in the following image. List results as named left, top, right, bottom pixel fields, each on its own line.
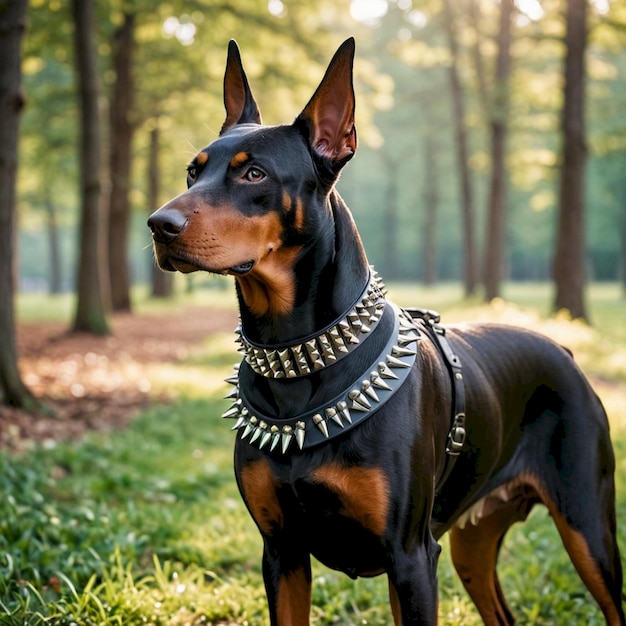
left=1, top=0, right=626, bottom=623
left=9, top=0, right=626, bottom=306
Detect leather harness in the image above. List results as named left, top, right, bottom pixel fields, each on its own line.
left=222, top=272, right=467, bottom=490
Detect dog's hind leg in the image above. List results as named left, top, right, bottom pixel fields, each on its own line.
left=449, top=485, right=539, bottom=625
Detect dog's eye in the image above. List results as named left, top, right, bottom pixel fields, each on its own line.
left=187, top=164, right=197, bottom=185
left=244, top=167, right=265, bottom=182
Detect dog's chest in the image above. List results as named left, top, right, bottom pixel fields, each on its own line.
left=237, top=457, right=390, bottom=577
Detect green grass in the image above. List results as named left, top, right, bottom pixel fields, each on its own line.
left=3, top=281, right=626, bottom=624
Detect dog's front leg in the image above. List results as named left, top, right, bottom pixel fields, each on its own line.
left=387, top=537, right=441, bottom=625
left=262, top=536, right=312, bottom=626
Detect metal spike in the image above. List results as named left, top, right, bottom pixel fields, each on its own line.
left=287, top=369, right=298, bottom=378
left=348, top=389, right=371, bottom=411
left=221, top=399, right=243, bottom=419
left=305, top=339, right=321, bottom=361
left=325, top=406, right=343, bottom=428
left=224, top=387, right=239, bottom=400
left=269, top=425, right=281, bottom=451
left=387, top=354, right=411, bottom=369
left=278, top=349, right=292, bottom=370
left=242, top=416, right=258, bottom=440
left=268, top=350, right=281, bottom=373
left=281, top=425, right=293, bottom=454
left=378, top=361, right=399, bottom=380
left=312, top=414, right=329, bottom=438
left=361, top=380, right=379, bottom=402
left=231, top=415, right=247, bottom=430
left=225, top=375, right=239, bottom=386
left=319, top=334, right=337, bottom=361
left=397, top=331, right=421, bottom=346
left=328, top=328, right=349, bottom=353
left=292, top=345, right=310, bottom=375
left=370, top=371, right=392, bottom=391
left=359, top=322, right=371, bottom=333
left=392, top=345, right=417, bottom=358
left=340, top=324, right=359, bottom=345
left=259, top=428, right=273, bottom=450
left=295, top=421, right=306, bottom=450
left=337, top=400, right=352, bottom=424
left=249, top=425, right=263, bottom=444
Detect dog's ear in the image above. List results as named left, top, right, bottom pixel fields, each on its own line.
left=295, top=38, right=357, bottom=174
left=220, top=40, right=262, bottom=135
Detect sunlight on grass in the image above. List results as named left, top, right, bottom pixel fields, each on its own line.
left=6, top=281, right=626, bottom=624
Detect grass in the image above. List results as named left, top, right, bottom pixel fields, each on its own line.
left=3, top=281, right=626, bottom=624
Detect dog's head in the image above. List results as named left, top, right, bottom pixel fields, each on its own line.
left=148, top=38, right=357, bottom=317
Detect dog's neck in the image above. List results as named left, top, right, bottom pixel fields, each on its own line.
left=236, top=190, right=370, bottom=346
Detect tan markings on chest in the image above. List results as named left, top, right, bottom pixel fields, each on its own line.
left=310, top=463, right=390, bottom=536
left=239, top=459, right=283, bottom=536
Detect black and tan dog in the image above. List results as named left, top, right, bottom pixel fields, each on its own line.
left=148, top=39, right=624, bottom=625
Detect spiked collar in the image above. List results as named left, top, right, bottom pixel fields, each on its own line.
left=235, top=268, right=388, bottom=379
left=222, top=302, right=421, bottom=455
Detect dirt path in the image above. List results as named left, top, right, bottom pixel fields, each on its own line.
left=2, top=308, right=237, bottom=452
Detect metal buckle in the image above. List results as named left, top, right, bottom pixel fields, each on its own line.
left=446, top=413, right=466, bottom=456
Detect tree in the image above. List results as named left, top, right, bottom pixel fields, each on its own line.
left=422, top=132, right=439, bottom=286
left=0, top=0, right=38, bottom=409
left=442, top=0, right=478, bottom=297
left=71, top=0, right=110, bottom=334
left=552, top=0, right=588, bottom=320
left=108, top=12, right=136, bottom=312
left=147, top=123, right=173, bottom=298
left=483, top=0, right=514, bottom=301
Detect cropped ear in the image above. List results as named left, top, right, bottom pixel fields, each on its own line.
left=220, top=40, right=262, bottom=135
left=295, top=38, right=357, bottom=172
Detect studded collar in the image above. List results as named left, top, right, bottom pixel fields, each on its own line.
left=235, top=268, right=388, bottom=379
left=222, top=301, right=421, bottom=455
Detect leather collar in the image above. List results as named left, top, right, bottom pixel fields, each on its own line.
left=222, top=302, right=421, bottom=455
left=235, top=268, right=387, bottom=379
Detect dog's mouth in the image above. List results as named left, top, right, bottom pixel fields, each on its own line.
left=158, top=249, right=255, bottom=276
left=227, top=261, right=255, bottom=275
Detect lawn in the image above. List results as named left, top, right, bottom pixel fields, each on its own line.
left=2, top=281, right=625, bottom=625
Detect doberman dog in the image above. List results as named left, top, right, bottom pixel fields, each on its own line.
left=148, top=38, right=625, bottom=625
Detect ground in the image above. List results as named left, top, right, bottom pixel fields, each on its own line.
left=1, top=308, right=237, bottom=452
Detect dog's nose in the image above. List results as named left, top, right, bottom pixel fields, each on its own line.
left=147, top=207, right=188, bottom=244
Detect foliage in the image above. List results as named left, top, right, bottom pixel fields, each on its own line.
left=15, top=0, right=626, bottom=294
left=2, top=284, right=626, bottom=623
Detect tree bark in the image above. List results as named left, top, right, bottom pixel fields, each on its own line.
left=108, top=13, right=135, bottom=312
left=0, top=0, right=38, bottom=409
left=148, top=125, right=174, bottom=298
left=442, top=0, right=478, bottom=297
left=71, top=0, right=110, bottom=334
left=483, top=0, right=513, bottom=302
left=552, top=0, right=588, bottom=320
left=45, top=190, right=62, bottom=295
left=422, top=133, right=438, bottom=286
left=383, top=157, right=399, bottom=280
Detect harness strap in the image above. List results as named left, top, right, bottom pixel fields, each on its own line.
left=404, top=308, right=467, bottom=493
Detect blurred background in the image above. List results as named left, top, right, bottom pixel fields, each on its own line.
left=14, top=0, right=626, bottom=312
left=1, top=2, right=626, bottom=622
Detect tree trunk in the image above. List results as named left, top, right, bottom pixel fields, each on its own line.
left=442, top=0, right=478, bottom=297
left=552, top=0, right=588, bottom=320
left=483, top=0, right=513, bottom=302
left=0, top=0, right=38, bottom=409
left=71, top=0, right=110, bottom=334
left=618, top=200, right=626, bottom=297
left=148, top=125, right=174, bottom=298
left=108, top=13, right=135, bottom=312
left=422, top=133, right=438, bottom=286
left=45, top=190, right=62, bottom=295
left=383, top=158, right=399, bottom=280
